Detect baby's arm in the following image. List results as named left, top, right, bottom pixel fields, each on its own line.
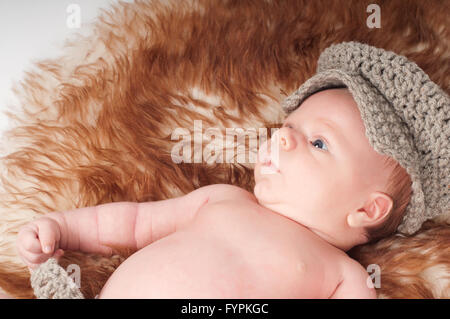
left=17, top=186, right=210, bottom=268
left=49, top=197, right=204, bottom=254
left=62, top=183, right=253, bottom=253
left=17, top=184, right=253, bottom=268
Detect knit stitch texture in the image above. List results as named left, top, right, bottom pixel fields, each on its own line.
left=30, top=258, right=84, bottom=299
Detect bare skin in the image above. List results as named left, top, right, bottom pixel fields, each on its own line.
left=17, top=88, right=391, bottom=298
left=16, top=184, right=374, bottom=298
left=99, top=186, right=366, bottom=298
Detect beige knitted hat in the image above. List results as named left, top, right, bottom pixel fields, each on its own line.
left=282, top=41, right=450, bottom=236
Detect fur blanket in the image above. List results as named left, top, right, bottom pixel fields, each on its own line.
left=0, top=0, right=448, bottom=298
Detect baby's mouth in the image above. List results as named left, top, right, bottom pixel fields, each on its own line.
left=258, top=140, right=281, bottom=174
left=261, top=159, right=280, bottom=174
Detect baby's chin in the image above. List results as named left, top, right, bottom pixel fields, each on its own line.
left=254, top=180, right=281, bottom=207
left=254, top=183, right=307, bottom=227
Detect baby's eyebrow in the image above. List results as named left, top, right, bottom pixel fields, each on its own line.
left=315, top=119, right=341, bottom=140
left=283, top=118, right=342, bottom=142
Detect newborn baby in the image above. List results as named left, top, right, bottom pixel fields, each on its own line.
left=16, top=41, right=449, bottom=299
left=17, top=88, right=391, bottom=298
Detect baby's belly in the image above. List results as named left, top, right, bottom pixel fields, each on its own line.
left=99, top=205, right=342, bottom=298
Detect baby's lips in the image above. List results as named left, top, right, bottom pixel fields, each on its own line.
left=258, top=153, right=269, bottom=165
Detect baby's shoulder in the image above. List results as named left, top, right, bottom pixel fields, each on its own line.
left=330, top=256, right=376, bottom=298
left=186, top=183, right=257, bottom=205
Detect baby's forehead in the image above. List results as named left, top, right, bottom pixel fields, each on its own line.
left=285, top=88, right=362, bottom=126
left=284, top=89, right=378, bottom=153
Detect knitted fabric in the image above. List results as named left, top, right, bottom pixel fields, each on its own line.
left=30, top=258, right=84, bottom=299
left=282, top=41, right=450, bottom=235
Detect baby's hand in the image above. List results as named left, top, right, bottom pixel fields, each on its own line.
left=16, top=217, right=64, bottom=270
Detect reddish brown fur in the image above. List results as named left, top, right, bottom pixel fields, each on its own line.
left=349, top=221, right=450, bottom=298
left=0, top=0, right=448, bottom=298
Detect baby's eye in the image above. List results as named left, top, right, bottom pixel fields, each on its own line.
left=311, top=138, right=328, bottom=151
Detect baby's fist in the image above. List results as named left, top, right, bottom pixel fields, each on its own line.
left=16, top=217, right=64, bottom=270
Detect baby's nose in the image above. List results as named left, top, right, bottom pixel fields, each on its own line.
left=278, top=127, right=296, bottom=151
left=257, top=128, right=296, bottom=163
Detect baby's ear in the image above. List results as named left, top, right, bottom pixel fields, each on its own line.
left=346, top=192, right=393, bottom=229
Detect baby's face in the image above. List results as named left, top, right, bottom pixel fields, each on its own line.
left=254, top=88, right=392, bottom=248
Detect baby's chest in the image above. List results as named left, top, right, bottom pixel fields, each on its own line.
left=191, top=203, right=343, bottom=297
left=235, top=236, right=343, bottom=298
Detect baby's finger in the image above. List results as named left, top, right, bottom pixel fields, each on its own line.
left=36, top=221, right=59, bottom=254
left=17, top=228, right=42, bottom=254
left=26, top=250, right=63, bottom=271
left=52, top=249, right=64, bottom=262
left=16, top=244, right=48, bottom=268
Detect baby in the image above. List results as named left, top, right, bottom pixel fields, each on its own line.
left=16, top=42, right=449, bottom=298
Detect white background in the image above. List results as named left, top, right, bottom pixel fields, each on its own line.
left=0, top=0, right=132, bottom=140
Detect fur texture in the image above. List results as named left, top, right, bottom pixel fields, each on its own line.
left=0, top=0, right=448, bottom=298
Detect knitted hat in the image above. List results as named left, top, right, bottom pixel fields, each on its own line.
left=281, top=41, right=450, bottom=236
